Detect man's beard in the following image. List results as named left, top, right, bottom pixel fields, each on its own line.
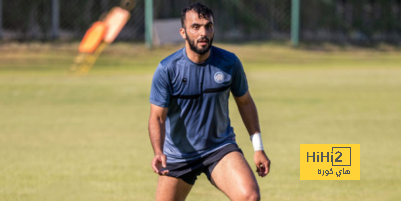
left=185, top=31, right=214, bottom=55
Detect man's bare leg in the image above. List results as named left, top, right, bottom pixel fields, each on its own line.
left=211, top=152, right=260, bottom=201
left=156, top=175, right=193, bottom=201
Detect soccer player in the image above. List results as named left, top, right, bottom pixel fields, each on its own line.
left=148, top=2, right=271, bottom=201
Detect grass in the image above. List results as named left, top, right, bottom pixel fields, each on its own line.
left=0, top=42, right=400, bottom=201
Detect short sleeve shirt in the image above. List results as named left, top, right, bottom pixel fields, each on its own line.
left=150, top=46, right=248, bottom=163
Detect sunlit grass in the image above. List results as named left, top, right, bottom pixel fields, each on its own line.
left=0, top=42, right=400, bottom=201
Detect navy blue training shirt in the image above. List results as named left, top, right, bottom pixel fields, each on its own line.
left=150, top=46, right=248, bottom=163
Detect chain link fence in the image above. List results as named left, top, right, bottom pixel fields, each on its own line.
left=154, top=0, right=291, bottom=41
left=301, top=0, right=401, bottom=43
left=0, top=0, right=400, bottom=44
left=1, top=0, right=145, bottom=41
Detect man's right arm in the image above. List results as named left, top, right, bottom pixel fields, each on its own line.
left=148, top=103, right=169, bottom=175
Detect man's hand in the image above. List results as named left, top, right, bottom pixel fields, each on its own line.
left=151, top=154, right=169, bottom=175
left=254, top=150, right=271, bottom=177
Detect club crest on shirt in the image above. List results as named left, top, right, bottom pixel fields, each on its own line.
left=214, top=72, right=224, bottom=84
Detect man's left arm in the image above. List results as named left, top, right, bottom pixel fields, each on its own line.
left=234, top=90, right=271, bottom=177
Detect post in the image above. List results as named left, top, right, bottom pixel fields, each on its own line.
left=145, top=0, right=153, bottom=48
left=0, top=0, right=2, bottom=39
left=291, top=0, right=300, bottom=47
left=52, top=0, right=60, bottom=39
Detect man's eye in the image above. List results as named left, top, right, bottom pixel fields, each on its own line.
left=193, top=26, right=199, bottom=29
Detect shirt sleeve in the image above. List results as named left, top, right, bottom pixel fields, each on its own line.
left=231, top=57, right=249, bottom=97
left=150, top=63, right=171, bottom=108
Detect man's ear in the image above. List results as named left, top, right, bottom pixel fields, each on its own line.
left=180, top=28, right=186, bottom=39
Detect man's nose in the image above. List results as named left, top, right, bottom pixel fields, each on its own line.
left=199, top=26, right=207, bottom=36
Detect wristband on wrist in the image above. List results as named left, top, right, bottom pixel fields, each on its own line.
left=250, top=132, right=264, bottom=151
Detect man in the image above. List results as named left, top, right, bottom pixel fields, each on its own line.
left=148, top=2, right=271, bottom=201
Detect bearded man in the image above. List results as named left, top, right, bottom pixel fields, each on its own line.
left=148, top=2, right=271, bottom=201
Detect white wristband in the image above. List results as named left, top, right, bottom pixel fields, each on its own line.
left=250, top=133, right=264, bottom=151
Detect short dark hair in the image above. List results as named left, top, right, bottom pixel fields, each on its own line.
left=181, top=2, right=213, bottom=28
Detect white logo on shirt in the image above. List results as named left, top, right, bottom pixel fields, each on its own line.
left=214, top=72, right=224, bottom=83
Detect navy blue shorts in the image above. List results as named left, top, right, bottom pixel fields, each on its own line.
left=161, top=143, right=243, bottom=185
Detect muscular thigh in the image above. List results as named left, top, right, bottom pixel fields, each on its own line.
left=156, top=175, right=193, bottom=201
left=211, top=151, right=259, bottom=201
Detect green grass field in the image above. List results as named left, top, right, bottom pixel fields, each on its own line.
left=0, top=42, right=400, bottom=201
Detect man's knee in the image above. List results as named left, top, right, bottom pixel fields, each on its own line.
left=238, top=188, right=260, bottom=201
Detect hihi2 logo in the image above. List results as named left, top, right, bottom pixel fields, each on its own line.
left=300, top=144, right=360, bottom=180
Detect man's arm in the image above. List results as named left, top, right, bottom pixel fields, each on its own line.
left=234, top=90, right=271, bottom=177
left=148, top=104, right=169, bottom=175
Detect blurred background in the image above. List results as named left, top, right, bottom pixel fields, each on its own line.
left=0, top=0, right=400, bottom=201
left=1, top=0, right=401, bottom=44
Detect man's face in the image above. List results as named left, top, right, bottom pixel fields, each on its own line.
left=182, top=10, right=214, bottom=55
